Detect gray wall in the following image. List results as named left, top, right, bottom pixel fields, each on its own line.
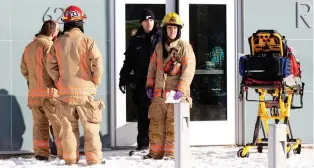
left=244, top=0, right=313, bottom=143
left=0, top=0, right=110, bottom=152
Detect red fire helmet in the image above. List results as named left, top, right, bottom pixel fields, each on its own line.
left=63, top=5, right=87, bottom=23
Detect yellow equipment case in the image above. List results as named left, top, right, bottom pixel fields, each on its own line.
left=248, top=29, right=288, bottom=56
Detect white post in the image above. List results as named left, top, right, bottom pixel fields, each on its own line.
left=174, top=102, right=190, bottom=168
left=268, top=124, right=287, bottom=168
left=166, top=0, right=176, bottom=14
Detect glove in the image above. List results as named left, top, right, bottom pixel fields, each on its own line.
left=174, top=90, right=184, bottom=100
left=146, top=87, right=154, bottom=99
left=119, top=79, right=127, bottom=94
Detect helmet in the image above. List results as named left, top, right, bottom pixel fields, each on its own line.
left=161, top=12, right=183, bottom=27
left=63, top=5, right=87, bottom=23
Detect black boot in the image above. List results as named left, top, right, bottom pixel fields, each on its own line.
left=35, top=155, right=49, bottom=161
left=135, top=145, right=149, bottom=151
left=163, top=156, right=174, bottom=160
left=142, top=154, right=152, bottom=160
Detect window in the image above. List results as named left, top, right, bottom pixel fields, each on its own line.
left=189, top=4, right=227, bottom=121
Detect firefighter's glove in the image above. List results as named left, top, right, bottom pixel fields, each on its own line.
left=174, top=90, right=184, bottom=100
left=119, top=79, right=127, bottom=94
left=146, top=87, right=154, bottom=99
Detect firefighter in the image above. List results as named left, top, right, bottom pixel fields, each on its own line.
left=34, top=30, right=63, bottom=157
left=119, top=9, right=162, bottom=151
left=20, top=20, right=62, bottom=160
left=144, top=12, right=196, bottom=159
left=46, top=5, right=105, bottom=165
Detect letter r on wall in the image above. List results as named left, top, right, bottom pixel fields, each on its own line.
left=296, top=2, right=313, bottom=28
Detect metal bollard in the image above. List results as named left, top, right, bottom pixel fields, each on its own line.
left=174, top=102, right=190, bottom=168
left=268, top=124, right=287, bottom=168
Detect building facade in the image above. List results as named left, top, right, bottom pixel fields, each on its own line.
left=0, top=0, right=110, bottom=153
left=0, top=0, right=312, bottom=153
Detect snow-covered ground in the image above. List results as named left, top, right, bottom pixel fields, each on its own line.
left=0, top=146, right=313, bottom=168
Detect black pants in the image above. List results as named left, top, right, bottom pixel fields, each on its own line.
left=132, top=77, right=150, bottom=148
left=49, top=125, right=57, bottom=155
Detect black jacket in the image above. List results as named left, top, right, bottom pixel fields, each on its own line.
left=119, top=24, right=162, bottom=83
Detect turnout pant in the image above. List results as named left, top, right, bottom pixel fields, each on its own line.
left=32, top=99, right=62, bottom=158
left=148, top=97, right=175, bottom=159
left=57, top=100, right=103, bottom=165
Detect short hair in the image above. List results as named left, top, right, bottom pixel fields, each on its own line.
left=39, top=20, right=58, bottom=36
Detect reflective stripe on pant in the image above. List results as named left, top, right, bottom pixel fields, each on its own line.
left=57, top=100, right=103, bottom=165
left=32, top=99, right=62, bottom=158
left=63, top=151, right=79, bottom=163
left=148, top=97, right=174, bottom=159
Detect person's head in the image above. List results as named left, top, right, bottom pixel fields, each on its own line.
left=39, top=20, right=59, bottom=38
left=140, top=9, right=155, bottom=33
left=166, top=25, right=178, bottom=40
left=161, top=12, right=183, bottom=42
left=62, top=5, right=87, bottom=33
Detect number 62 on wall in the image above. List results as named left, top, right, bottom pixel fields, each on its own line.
left=42, top=7, right=64, bottom=24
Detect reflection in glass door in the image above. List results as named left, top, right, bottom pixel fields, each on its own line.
left=189, top=4, right=227, bottom=121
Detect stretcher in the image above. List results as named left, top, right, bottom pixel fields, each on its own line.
left=237, top=30, right=305, bottom=158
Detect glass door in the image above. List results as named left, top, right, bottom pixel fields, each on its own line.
left=114, top=0, right=167, bottom=146
left=114, top=0, right=236, bottom=147
left=179, top=0, right=236, bottom=145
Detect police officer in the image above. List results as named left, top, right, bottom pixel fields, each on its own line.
left=119, top=9, right=162, bottom=151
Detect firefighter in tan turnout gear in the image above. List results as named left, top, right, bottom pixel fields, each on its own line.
left=144, top=12, right=196, bottom=160
left=46, top=6, right=105, bottom=165
left=20, top=20, right=62, bottom=161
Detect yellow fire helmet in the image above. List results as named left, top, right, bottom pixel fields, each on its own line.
left=161, top=12, right=184, bottom=27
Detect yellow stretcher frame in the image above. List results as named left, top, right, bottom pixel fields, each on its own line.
left=237, top=84, right=303, bottom=158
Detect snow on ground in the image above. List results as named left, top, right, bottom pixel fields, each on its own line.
left=0, top=146, right=313, bottom=168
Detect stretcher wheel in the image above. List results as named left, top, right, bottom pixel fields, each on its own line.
left=293, top=144, right=301, bottom=154
left=129, top=150, right=135, bottom=156
left=257, top=146, right=263, bottom=153
left=237, top=148, right=249, bottom=158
